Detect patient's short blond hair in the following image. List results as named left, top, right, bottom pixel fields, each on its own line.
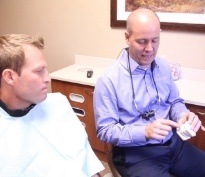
left=0, top=34, right=44, bottom=82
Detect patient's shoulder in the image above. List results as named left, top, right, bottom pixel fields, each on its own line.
left=47, top=92, right=66, bottom=99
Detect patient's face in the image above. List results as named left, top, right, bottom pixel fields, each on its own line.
left=13, top=44, right=50, bottom=108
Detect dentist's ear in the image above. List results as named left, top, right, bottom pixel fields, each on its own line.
left=125, top=31, right=130, bottom=44
left=2, top=69, right=17, bottom=85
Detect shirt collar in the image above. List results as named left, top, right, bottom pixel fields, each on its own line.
left=0, top=99, right=36, bottom=117
left=119, top=48, right=158, bottom=73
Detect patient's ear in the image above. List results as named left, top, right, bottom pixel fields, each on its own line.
left=2, top=69, right=18, bottom=85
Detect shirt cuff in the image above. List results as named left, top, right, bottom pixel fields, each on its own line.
left=131, top=125, right=148, bottom=145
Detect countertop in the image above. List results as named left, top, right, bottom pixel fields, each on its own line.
left=50, top=55, right=205, bottom=107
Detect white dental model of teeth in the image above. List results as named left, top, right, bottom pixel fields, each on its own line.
left=177, top=121, right=196, bottom=141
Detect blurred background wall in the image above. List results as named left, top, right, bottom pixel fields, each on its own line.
left=0, top=0, right=204, bottom=84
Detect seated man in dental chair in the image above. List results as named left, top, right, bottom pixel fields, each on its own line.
left=0, top=34, right=104, bottom=177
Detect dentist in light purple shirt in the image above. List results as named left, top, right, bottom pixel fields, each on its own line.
left=94, top=8, right=205, bottom=177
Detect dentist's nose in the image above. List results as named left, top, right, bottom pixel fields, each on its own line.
left=145, top=42, right=153, bottom=52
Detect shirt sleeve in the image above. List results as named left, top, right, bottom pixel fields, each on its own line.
left=94, top=77, right=148, bottom=146
left=158, top=59, right=189, bottom=122
left=167, top=80, right=189, bottom=122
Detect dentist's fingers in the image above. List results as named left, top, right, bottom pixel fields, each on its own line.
left=201, top=125, right=205, bottom=131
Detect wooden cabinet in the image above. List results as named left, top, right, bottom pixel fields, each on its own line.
left=186, top=104, right=205, bottom=151
left=51, top=79, right=107, bottom=161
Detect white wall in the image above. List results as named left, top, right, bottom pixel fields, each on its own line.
left=0, top=0, right=204, bottom=73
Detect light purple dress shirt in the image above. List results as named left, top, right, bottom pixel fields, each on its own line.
left=94, top=48, right=189, bottom=147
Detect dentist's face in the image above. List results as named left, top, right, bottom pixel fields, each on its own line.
left=125, top=11, right=160, bottom=68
